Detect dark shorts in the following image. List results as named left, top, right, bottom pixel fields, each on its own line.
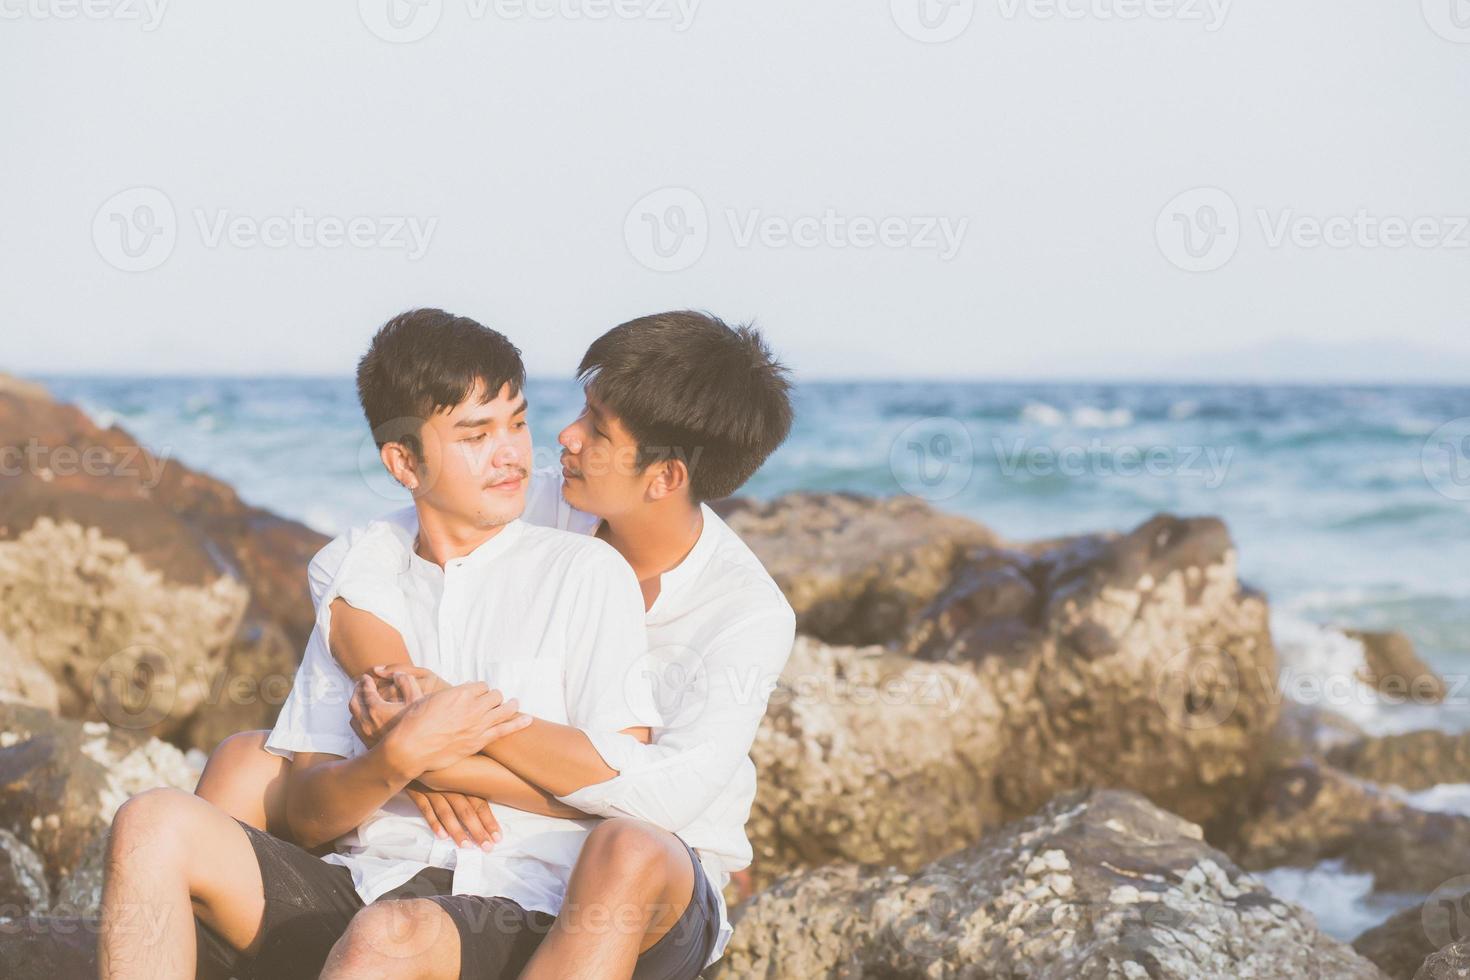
left=196, top=818, right=720, bottom=980
left=429, top=836, right=721, bottom=980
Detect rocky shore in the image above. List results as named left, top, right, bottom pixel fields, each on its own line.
left=3, top=376, right=1467, bottom=978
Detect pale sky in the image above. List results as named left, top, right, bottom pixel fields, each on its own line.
left=3, top=0, right=1468, bottom=380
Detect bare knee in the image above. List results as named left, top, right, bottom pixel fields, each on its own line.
left=324, top=899, right=454, bottom=980
left=581, top=818, right=675, bottom=889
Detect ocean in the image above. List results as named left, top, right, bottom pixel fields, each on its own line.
left=36, top=375, right=1470, bottom=935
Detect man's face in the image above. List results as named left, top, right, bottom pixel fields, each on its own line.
left=557, top=393, right=649, bottom=520
left=405, top=381, right=531, bottom=529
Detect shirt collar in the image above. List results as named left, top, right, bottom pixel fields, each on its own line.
left=408, top=518, right=526, bottom=576
left=646, top=503, right=721, bottom=617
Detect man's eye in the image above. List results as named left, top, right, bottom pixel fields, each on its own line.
left=464, top=433, right=487, bottom=443
left=513, top=421, right=528, bottom=431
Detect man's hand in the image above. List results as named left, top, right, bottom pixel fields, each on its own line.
left=348, top=672, right=410, bottom=747
left=368, top=663, right=448, bottom=695
left=383, top=681, right=531, bottom=777
left=405, top=786, right=502, bottom=851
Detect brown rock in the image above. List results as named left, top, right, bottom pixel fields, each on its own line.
left=0, top=382, right=326, bottom=747
left=714, top=492, right=998, bottom=646
left=1355, top=898, right=1470, bottom=980
left=1418, top=940, right=1470, bottom=979
left=0, top=827, right=49, bottom=917
left=1224, top=759, right=1470, bottom=894
left=1328, top=730, right=1470, bottom=792
left=1344, top=629, right=1447, bottom=704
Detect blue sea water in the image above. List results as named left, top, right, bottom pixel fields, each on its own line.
left=37, top=375, right=1470, bottom=738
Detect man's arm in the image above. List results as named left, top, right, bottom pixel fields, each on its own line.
left=282, top=681, right=526, bottom=848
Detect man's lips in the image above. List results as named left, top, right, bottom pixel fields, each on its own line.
left=485, top=472, right=526, bottom=492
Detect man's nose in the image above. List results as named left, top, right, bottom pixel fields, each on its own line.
left=558, top=425, right=582, bottom=453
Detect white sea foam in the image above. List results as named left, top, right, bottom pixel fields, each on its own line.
left=1019, top=402, right=1133, bottom=429
left=1396, top=783, right=1470, bottom=818
left=1255, top=860, right=1421, bottom=941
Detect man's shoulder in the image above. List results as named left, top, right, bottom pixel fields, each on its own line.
left=517, top=522, right=625, bottom=569
left=697, top=507, right=795, bottom=622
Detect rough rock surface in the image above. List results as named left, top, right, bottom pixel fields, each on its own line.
left=0, top=703, right=200, bottom=890
left=1354, top=898, right=1470, bottom=980
left=715, top=493, right=999, bottom=646
left=0, top=380, right=325, bottom=747
left=0, top=827, right=50, bottom=917
left=1343, top=629, right=1447, bottom=703
left=0, top=631, right=60, bottom=714
left=714, top=789, right=1385, bottom=979
left=1418, top=940, right=1470, bottom=979
left=1224, top=760, right=1470, bottom=894
left=1328, top=730, right=1470, bottom=793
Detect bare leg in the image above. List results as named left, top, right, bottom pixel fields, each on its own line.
left=193, top=729, right=291, bottom=839
left=320, top=898, right=461, bottom=980
left=519, top=818, right=696, bottom=980
left=98, top=787, right=268, bottom=979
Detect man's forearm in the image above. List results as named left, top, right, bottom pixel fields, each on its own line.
left=478, top=719, right=620, bottom=797
left=418, top=755, right=588, bottom=818
left=286, top=739, right=417, bottom=849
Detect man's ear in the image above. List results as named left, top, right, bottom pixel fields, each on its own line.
left=380, top=441, right=422, bottom=493
left=646, top=457, right=690, bottom=501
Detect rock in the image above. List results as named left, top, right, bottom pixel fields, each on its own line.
left=0, top=828, right=49, bottom=917
left=0, top=916, right=99, bottom=979
left=0, top=373, right=52, bottom=403
left=713, top=789, right=1385, bottom=979
left=714, top=493, right=998, bottom=646
left=0, top=382, right=326, bottom=748
left=744, top=514, right=1280, bottom=887
left=1418, top=940, right=1470, bottom=979
left=0, top=704, right=201, bottom=889
left=910, top=514, right=1277, bottom=828
left=1343, top=629, right=1447, bottom=704
left=1270, top=700, right=1365, bottom=763
left=1328, top=730, right=1470, bottom=792
left=1354, top=897, right=1470, bottom=980
left=1224, top=759, right=1470, bottom=894
left=0, top=632, right=60, bottom=714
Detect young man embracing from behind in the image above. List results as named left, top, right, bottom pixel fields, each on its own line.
left=195, top=310, right=799, bottom=978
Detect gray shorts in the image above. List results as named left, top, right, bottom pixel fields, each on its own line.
left=429, top=836, right=721, bottom=980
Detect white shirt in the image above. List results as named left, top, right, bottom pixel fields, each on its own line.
left=314, top=468, right=798, bottom=965
left=264, top=490, right=659, bottom=916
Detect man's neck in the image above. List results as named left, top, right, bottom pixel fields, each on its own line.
left=600, top=500, right=704, bottom=585
left=413, top=505, right=508, bottom=567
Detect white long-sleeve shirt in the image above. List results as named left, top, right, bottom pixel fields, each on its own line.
left=308, top=468, right=797, bottom=963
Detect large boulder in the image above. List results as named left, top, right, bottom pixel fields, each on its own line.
left=1223, top=760, right=1470, bottom=894
left=1417, top=940, right=1470, bottom=979
left=715, top=493, right=999, bottom=646
left=744, top=513, right=1280, bottom=886
left=0, top=704, right=200, bottom=891
left=714, top=789, right=1386, bottom=979
left=1355, top=895, right=1470, bottom=980
left=0, top=379, right=325, bottom=747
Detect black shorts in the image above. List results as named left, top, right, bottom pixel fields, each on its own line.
left=428, top=836, right=722, bottom=980
left=196, top=818, right=720, bottom=980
